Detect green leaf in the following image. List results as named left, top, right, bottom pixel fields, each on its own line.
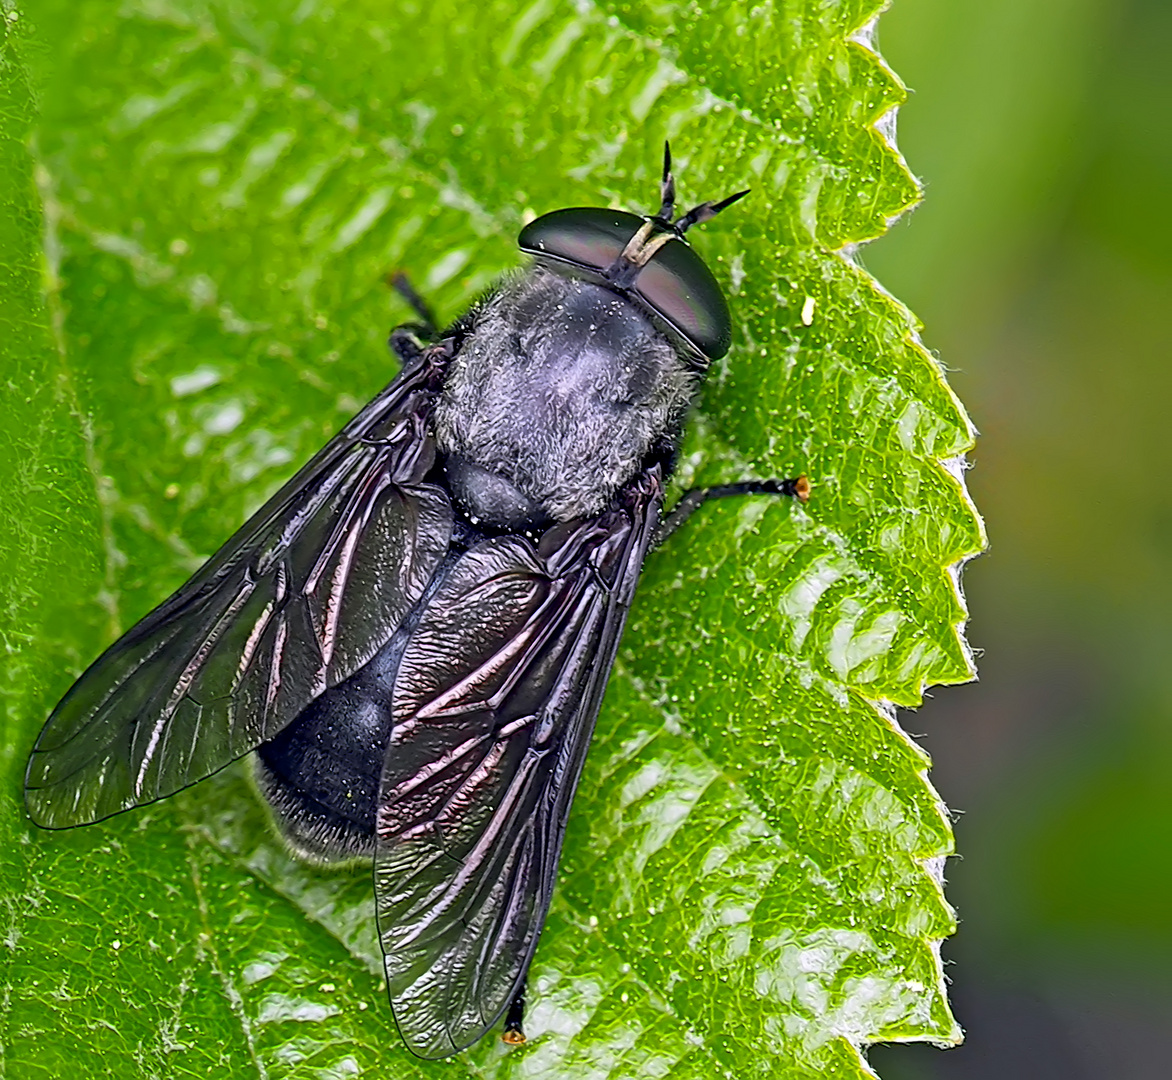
left=1, top=0, right=983, bottom=1076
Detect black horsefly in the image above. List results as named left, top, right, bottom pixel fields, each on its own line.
left=25, top=145, right=809, bottom=1059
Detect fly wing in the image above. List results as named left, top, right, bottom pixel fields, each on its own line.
left=26, top=354, right=454, bottom=829
left=375, top=469, right=662, bottom=1059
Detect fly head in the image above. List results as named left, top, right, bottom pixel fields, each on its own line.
left=517, top=142, right=748, bottom=361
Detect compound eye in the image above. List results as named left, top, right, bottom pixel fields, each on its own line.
left=636, top=239, right=732, bottom=359
left=518, top=206, right=733, bottom=360
left=518, top=208, right=644, bottom=274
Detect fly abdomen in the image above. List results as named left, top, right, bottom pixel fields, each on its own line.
left=253, top=539, right=477, bottom=863
left=254, top=641, right=400, bottom=862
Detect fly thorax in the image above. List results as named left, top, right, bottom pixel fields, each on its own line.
left=433, top=269, right=698, bottom=529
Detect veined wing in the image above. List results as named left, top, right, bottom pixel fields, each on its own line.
left=374, top=468, right=662, bottom=1059
left=26, top=354, right=454, bottom=829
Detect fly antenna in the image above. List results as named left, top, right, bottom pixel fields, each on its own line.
left=656, top=140, right=676, bottom=220
left=674, top=187, right=750, bottom=235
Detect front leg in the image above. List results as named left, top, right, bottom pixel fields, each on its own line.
left=387, top=271, right=441, bottom=368
left=387, top=271, right=494, bottom=370
left=654, top=475, right=809, bottom=547
left=389, top=323, right=437, bottom=369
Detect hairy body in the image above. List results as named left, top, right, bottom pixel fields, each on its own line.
left=434, top=269, right=696, bottom=529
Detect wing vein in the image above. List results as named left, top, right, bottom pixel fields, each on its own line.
left=135, top=577, right=257, bottom=798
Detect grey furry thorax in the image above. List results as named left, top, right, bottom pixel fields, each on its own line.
left=433, top=268, right=699, bottom=529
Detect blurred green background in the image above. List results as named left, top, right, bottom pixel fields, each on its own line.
left=866, top=0, right=1172, bottom=1076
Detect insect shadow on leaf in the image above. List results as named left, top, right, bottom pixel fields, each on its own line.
left=24, top=142, right=809, bottom=1059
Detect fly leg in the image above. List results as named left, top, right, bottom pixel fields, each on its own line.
left=654, top=475, right=809, bottom=548
left=390, top=271, right=439, bottom=332
left=388, top=271, right=440, bottom=368
left=501, top=979, right=527, bottom=1046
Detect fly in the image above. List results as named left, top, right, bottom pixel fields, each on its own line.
left=25, top=144, right=809, bottom=1059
